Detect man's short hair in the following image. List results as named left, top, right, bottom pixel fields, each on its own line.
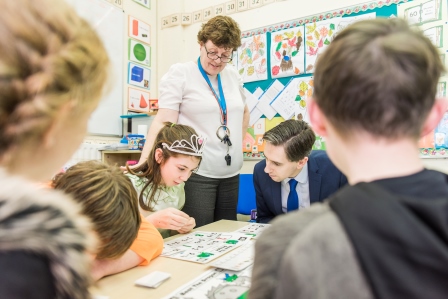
left=263, top=119, right=316, bottom=162
left=53, top=161, right=141, bottom=260
left=313, top=18, right=445, bottom=139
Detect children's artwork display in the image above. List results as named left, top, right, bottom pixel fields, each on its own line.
left=161, top=231, right=251, bottom=264
left=163, top=267, right=252, bottom=299
left=128, top=16, right=150, bottom=44
left=304, top=18, right=341, bottom=74
left=237, top=34, right=268, bottom=83
left=240, top=0, right=407, bottom=159
left=128, top=38, right=151, bottom=66
left=127, top=62, right=151, bottom=89
left=270, top=27, right=305, bottom=78
left=128, top=87, right=150, bottom=113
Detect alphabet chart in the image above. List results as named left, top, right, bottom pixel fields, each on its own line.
left=161, top=231, right=251, bottom=264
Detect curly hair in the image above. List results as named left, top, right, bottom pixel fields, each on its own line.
left=0, top=0, right=109, bottom=157
left=197, top=16, right=241, bottom=50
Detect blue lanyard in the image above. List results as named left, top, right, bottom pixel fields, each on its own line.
left=197, top=57, right=227, bottom=126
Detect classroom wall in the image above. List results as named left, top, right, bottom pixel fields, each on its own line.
left=156, top=0, right=448, bottom=174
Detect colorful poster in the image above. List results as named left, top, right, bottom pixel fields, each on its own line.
left=304, top=18, right=341, bottom=74
left=270, top=27, right=305, bottom=78
left=128, top=16, right=150, bottom=44
left=128, top=38, right=151, bottom=66
left=128, top=87, right=150, bottom=113
left=132, top=0, right=150, bottom=9
left=127, top=62, right=151, bottom=89
left=237, top=34, right=268, bottom=83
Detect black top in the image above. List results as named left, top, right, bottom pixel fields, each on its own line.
left=0, top=251, right=56, bottom=299
left=330, top=169, right=448, bottom=299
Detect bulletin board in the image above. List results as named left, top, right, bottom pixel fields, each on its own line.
left=239, top=0, right=408, bottom=160
left=398, top=0, right=448, bottom=158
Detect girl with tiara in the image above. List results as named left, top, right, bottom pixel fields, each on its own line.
left=126, top=122, right=206, bottom=238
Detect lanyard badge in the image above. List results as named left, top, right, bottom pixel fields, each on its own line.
left=198, top=57, right=232, bottom=166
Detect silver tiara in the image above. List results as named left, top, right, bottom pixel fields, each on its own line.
left=162, top=135, right=207, bottom=156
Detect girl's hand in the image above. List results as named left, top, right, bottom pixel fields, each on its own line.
left=147, top=208, right=190, bottom=230
left=178, top=217, right=196, bottom=234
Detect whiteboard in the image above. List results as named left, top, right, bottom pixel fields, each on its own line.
left=66, top=0, right=124, bottom=136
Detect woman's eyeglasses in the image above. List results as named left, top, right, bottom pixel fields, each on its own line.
left=204, top=44, right=233, bottom=63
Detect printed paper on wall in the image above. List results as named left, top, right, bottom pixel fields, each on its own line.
left=128, top=38, right=151, bottom=66
left=128, top=87, right=150, bottom=113
left=237, top=34, right=268, bottom=83
left=270, top=27, right=305, bottom=78
left=304, top=18, right=341, bottom=74
left=127, top=62, right=151, bottom=89
left=128, top=16, right=150, bottom=44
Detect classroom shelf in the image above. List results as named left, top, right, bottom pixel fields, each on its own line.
left=101, top=150, right=142, bottom=166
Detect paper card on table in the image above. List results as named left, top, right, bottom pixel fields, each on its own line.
left=210, top=242, right=254, bottom=271
left=234, top=223, right=271, bottom=239
left=128, top=62, right=151, bottom=89
left=161, top=231, right=252, bottom=264
left=128, top=38, right=151, bottom=66
left=256, top=80, right=284, bottom=120
left=163, top=267, right=252, bottom=299
left=128, top=16, right=150, bottom=44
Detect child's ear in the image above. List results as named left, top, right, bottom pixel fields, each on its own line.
left=155, top=148, right=163, bottom=164
left=421, top=98, right=448, bottom=137
left=309, top=98, right=328, bottom=137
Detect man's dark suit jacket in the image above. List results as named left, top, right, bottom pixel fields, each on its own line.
left=254, top=150, right=347, bottom=223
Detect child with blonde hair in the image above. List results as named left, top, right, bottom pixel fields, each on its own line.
left=0, top=0, right=109, bottom=297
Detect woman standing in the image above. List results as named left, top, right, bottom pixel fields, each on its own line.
left=136, top=16, right=249, bottom=227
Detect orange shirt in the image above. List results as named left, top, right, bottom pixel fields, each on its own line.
left=130, top=215, right=164, bottom=265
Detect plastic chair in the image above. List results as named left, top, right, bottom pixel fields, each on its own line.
left=237, top=174, right=257, bottom=220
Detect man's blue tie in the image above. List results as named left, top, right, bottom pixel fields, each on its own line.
left=287, top=179, right=299, bottom=212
